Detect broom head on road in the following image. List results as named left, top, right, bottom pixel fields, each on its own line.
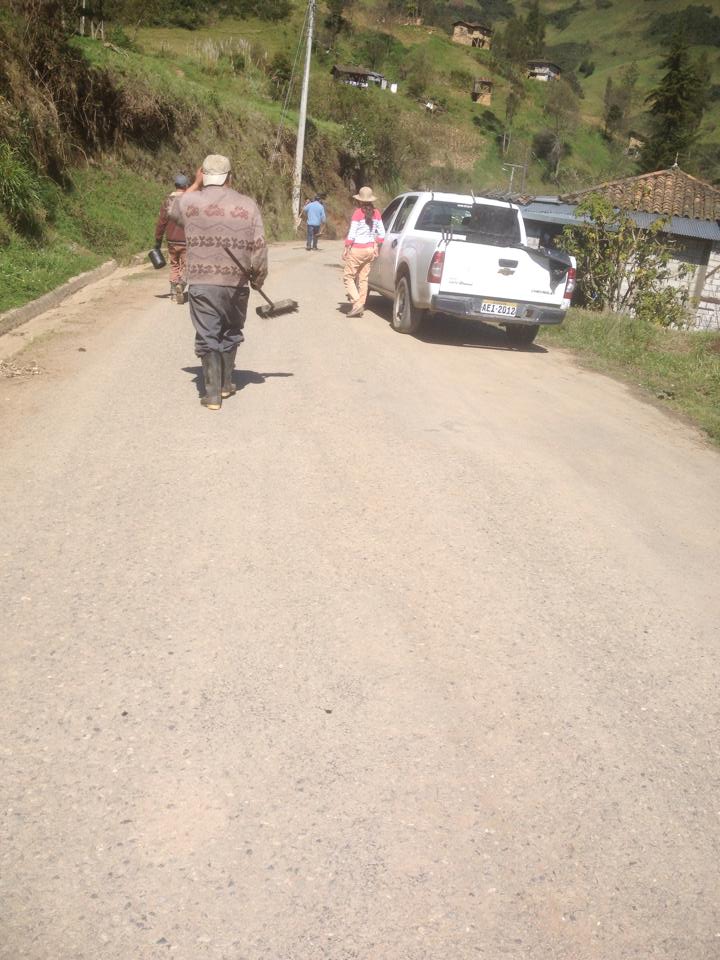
left=254, top=290, right=299, bottom=318
left=223, top=247, right=299, bottom=318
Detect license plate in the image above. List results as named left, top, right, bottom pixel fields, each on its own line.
left=479, top=300, right=517, bottom=317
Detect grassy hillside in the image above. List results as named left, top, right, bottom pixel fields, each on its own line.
left=1, top=0, right=718, bottom=312
left=539, top=0, right=720, bottom=160
left=196, top=6, right=631, bottom=191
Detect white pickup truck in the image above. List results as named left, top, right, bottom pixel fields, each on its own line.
left=368, top=191, right=576, bottom=345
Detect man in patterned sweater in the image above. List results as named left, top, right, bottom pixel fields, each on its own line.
left=171, top=154, right=268, bottom=410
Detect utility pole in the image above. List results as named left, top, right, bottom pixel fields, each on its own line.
left=502, top=162, right=525, bottom=195
left=292, top=0, right=315, bottom=225
left=520, top=142, right=530, bottom=194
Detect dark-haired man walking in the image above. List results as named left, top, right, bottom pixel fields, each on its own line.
left=302, top=195, right=326, bottom=251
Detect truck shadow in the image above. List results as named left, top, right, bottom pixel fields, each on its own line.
left=366, top=297, right=548, bottom=353
left=182, top=367, right=294, bottom=397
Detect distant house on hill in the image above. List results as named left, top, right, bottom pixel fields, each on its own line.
left=331, top=65, right=396, bottom=91
left=527, top=60, right=561, bottom=81
left=625, top=133, right=645, bottom=159
left=471, top=78, right=493, bottom=106
left=519, top=167, right=720, bottom=329
left=452, top=20, right=492, bottom=49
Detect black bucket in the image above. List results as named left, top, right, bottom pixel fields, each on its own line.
left=148, top=248, right=166, bottom=269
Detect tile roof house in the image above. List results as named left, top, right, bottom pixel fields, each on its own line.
left=562, top=167, right=720, bottom=222
left=452, top=20, right=493, bottom=49
left=519, top=167, right=720, bottom=328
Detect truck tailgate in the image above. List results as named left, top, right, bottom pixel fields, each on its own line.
left=440, top=239, right=564, bottom=307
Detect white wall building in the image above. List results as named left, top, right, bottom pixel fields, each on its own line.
left=520, top=168, right=720, bottom=328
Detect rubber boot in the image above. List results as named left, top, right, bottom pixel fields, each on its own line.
left=200, top=352, right=222, bottom=410
left=221, top=347, right=238, bottom=399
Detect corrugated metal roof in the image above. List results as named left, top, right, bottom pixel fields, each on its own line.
left=522, top=202, right=579, bottom=219
left=632, top=214, right=720, bottom=241
left=331, top=65, right=384, bottom=79
left=520, top=202, right=720, bottom=241
left=527, top=60, right=561, bottom=70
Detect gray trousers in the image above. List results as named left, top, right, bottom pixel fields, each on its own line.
left=188, top=284, right=249, bottom=357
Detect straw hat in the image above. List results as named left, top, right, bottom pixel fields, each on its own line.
left=353, top=186, right=377, bottom=203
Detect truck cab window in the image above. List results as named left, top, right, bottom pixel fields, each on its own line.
left=416, top=201, right=471, bottom=232
left=461, top=206, right=521, bottom=245
left=390, top=196, right=418, bottom=234
left=415, top=200, right=521, bottom=245
left=381, top=197, right=404, bottom=231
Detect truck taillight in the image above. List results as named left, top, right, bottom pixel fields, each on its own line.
left=564, top=266, right=576, bottom=303
left=428, top=250, right=445, bottom=284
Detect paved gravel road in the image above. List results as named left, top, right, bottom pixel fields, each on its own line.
left=2, top=241, right=719, bottom=960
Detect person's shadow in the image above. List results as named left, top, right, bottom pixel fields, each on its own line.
left=182, top=366, right=293, bottom=397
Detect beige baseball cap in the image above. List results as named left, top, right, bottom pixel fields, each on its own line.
left=202, top=154, right=231, bottom=186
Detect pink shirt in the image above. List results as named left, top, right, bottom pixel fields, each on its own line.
left=345, top=208, right=386, bottom=248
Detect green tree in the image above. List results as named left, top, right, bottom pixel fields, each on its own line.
left=502, top=84, right=524, bottom=156
left=603, top=62, right=639, bottom=140
left=402, top=44, right=436, bottom=99
left=602, top=76, right=615, bottom=134
left=561, top=194, right=691, bottom=325
left=542, top=77, right=580, bottom=178
left=325, top=0, right=352, bottom=40
left=640, top=29, right=706, bottom=170
left=496, top=2, right=545, bottom=64
left=360, top=31, right=400, bottom=71
left=343, top=118, right=378, bottom=183
left=603, top=101, right=624, bottom=139
left=496, top=16, right=530, bottom=66
left=525, top=0, right=546, bottom=58
left=267, top=52, right=291, bottom=100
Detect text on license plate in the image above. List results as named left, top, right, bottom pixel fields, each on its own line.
left=480, top=300, right=517, bottom=317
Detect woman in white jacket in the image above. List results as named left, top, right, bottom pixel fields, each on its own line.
left=342, top=186, right=385, bottom=317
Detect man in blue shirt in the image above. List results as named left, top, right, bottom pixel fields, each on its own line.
left=302, top=195, right=326, bottom=251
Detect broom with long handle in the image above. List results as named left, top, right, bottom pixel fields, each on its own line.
left=223, top=247, right=299, bottom=318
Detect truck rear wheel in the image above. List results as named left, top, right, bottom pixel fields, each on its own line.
left=505, top=323, right=540, bottom=347
left=392, top=274, right=426, bottom=335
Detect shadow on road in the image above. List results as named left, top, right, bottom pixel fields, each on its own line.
left=182, top=367, right=294, bottom=397
left=364, top=296, right=548, bottom=353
